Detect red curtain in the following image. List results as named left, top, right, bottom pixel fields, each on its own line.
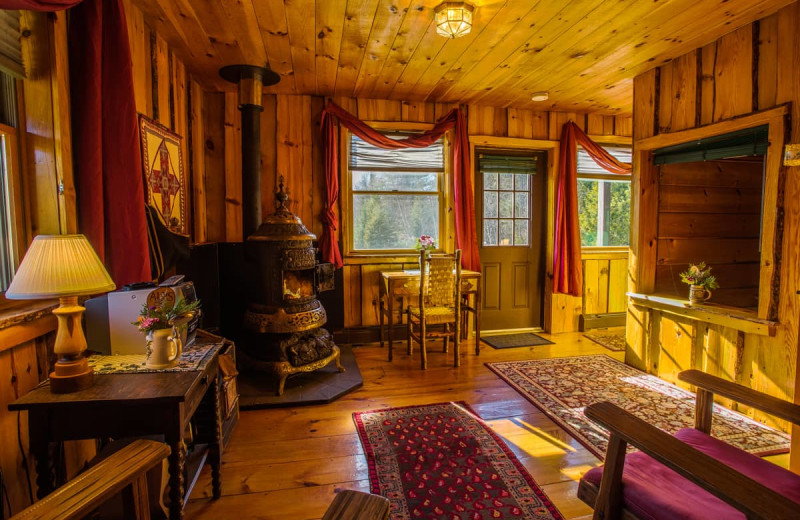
left=320, top=101, right=480, bottom=271
left=554, top=121, right=631, bottom=296
left=69, top=0, right=151, bottom=286
left=0, top=0, right=80, bottom=9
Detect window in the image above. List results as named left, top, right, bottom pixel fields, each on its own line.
left=576, top=145, right=631, bottom=248
left=479, top=153, right=537, bottom=246
left=0, top=71, right=20, bottom=291
left=348, top=132, right=445, bottom=252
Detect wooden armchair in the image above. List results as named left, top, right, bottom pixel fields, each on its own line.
left=407, top=249, right=461, bottom=369
left=11, top=439, right=169, bottom=520
left=578, top=370, right=800, bottom=520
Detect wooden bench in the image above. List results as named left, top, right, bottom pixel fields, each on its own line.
left=322, top=490, right=390, bottom=520
left=11, top=439, right=170, bottom=520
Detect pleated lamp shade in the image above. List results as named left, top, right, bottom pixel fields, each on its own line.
left=5, top=234, right=116, bottom=299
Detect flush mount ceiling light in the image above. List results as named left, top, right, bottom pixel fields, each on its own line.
left=435, top=2, right=474, bottom=39
left=531, top=91, right=550, bottom=102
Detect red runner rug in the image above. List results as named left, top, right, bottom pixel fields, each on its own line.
left=353, top=401, right=564, bottom=520
left=487, top=354, right=790, bottom=459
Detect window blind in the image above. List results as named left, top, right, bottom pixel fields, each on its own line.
left=652, top=126, right=768, bottom=165
left=478, top=153, right=537, bottom=174
left=349, top=133, right=444, bottom=171
left=0, top=11, right=23, bottom=78
left=577, top=146, right=631, bottom=175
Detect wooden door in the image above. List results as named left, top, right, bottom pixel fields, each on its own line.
left=476, top=150, right=546, bottom=330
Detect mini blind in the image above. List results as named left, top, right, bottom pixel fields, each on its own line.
left=652, top=126, right=768, bottom=165
left=349, top=133, right=444, bottom=171
left=577, top=146, right=631, bottom=175
left=0, top=10, right=23, bottom=78
left=478, top=153, right=537, bottom=174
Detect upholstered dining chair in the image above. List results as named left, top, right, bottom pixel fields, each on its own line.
left=578, top=369, right=800, bottom=520
left=406, top=249, right=462, bottom=369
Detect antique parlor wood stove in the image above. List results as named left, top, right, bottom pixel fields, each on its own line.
left=242, top=179, right=342, bottom=395
left=220, top=65, right=342, bottom=396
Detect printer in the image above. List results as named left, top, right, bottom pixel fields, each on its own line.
left=86, top=276, right=201, bottom=355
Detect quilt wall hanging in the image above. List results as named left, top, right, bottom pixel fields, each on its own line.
left=139, top=115, right=189, bottom=237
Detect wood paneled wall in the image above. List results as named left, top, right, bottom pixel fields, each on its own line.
left=655, top=160, right=763, bottom=308
left=583, top=253, right=628, bottom=316
left=194, top=94, right=632, bottom=332
left=628, top=3, right=800, bottom=457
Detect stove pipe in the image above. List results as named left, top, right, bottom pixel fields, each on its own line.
left=219, top=64, right=281, bottom=238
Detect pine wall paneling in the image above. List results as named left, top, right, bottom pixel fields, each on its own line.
left=628, top=4, right=800, bottom=471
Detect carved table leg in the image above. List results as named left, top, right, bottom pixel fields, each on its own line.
left=210, top=376, right=223, bottom=500
left=29, top=410, right=55, bottom=499
left=167, top=439, right=186, bottom=520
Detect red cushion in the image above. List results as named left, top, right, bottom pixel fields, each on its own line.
left=581, top=428, right=800, bottom=520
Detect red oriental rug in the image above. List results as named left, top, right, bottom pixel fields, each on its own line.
left=353, top=402, right=564, bottom=520
left=487, top=355, right=790, bottom=459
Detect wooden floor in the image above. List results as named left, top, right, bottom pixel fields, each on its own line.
left=186, top=329, right=789, bottom=519
left=186, top=330, right=623, bottom=519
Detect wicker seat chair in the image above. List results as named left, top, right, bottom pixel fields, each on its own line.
left=406, top=249, right=462, bottom=369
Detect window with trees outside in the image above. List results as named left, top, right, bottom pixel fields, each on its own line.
left=348, top=132, right=445, bottom=252
left=576, top=145, right=632, bottom=248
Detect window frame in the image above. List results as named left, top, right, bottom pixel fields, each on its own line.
left=0, top=123, right=23, bottom=281
left=341, top=122, right=452, bottom=259
left=576, top=142, right=632, bottom=253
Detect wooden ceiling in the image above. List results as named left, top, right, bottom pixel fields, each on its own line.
left=132, top=0, right=794, bottom=115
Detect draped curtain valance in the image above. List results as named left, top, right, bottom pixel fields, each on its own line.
left=320, top=101, right=480, bottom=271
left=554, top=121, right=632, bottom=296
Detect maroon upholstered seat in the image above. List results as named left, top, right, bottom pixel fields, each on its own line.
left=582, top=428, right=800, bottom=520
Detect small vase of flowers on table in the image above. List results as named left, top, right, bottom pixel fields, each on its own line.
left=679, top=262, right=719, bottom=305
left=414, top=234, right=436, bottom=251
left=133, top=298, right=200, bottom=368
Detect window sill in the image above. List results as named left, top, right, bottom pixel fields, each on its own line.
left=581, top=247, right=629, bottom=259
left=627, top=292, right=776, bottom=337
left=344, top=253, right=423, bottom=265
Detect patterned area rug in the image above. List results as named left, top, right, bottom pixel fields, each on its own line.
left=354, top=402, right=564, bottom=520
left=583, top=330, right=625, bottom=352
left=487, top=355, right=790, bottom=459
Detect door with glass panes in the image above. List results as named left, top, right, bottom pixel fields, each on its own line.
left=476, top=150, right=546, bottom=330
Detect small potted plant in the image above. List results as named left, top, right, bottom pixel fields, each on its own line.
left=414, top=234, right=436, bottom=251
left=133, top=297, right=200, bottom=367
left=679, top=262, right=719, bottom=304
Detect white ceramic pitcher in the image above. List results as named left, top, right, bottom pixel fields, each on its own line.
left=145, top=328, right=183, bottom=369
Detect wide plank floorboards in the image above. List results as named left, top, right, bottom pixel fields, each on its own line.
left=187, top=331, right=623, bottom=519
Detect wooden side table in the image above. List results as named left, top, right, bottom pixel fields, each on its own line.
left=8, top=333, right=235, bottom=520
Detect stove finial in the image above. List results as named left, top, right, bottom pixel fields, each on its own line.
left=275, top=175, right=290, bottom=211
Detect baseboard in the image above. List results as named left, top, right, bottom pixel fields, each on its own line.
left=579, top=313, right=626, bottom=331
left=480, top=327, right=544, bottom=336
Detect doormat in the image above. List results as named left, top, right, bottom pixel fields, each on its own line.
left=487, top=355, right=790, bottom=459
left=482, top=332, right=554, bottom=349
left=583, top=329, right=626, bottom=352
left=353, top=401, right=564, bottom=520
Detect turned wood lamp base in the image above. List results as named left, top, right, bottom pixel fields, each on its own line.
left=49, top=295, right=94, bottom=394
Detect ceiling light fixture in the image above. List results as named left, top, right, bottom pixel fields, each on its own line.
left=434, top=2, right=474, bottom=39
left=531, top=91, right=550, bottom=102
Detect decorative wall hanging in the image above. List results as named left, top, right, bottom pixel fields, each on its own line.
left=139, top=115, right=189, bottom=236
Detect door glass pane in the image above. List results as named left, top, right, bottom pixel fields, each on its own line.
left=499, top=219, right=513, bottom=245
left=515, top=174, right=529, bottom=191
left=499, top=192, right=513, bottom=218
left=484, top=219, right=498, bottom=246
left=514, top=219, right=529, bottom=246
left=499, top=173, right=514, bottom=190
left=484, top=172, right=498, bottom=190
left=514, top=192, right=529, bottom=218
left=484, top=191, right=498, bottom=218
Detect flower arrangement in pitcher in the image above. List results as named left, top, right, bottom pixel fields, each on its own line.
left=414, top=234, right=436, bottom=251
left=133, top=297, right=201, bottom=333
left=679, top=262, right=719, bottom=290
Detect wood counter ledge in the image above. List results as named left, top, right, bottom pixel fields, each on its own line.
left=0, top=299, right=59, bottom=354
left=627, top=292, right=777, bottom=337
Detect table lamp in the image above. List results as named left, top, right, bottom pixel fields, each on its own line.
left=5, top=234, right=116, bottom=393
